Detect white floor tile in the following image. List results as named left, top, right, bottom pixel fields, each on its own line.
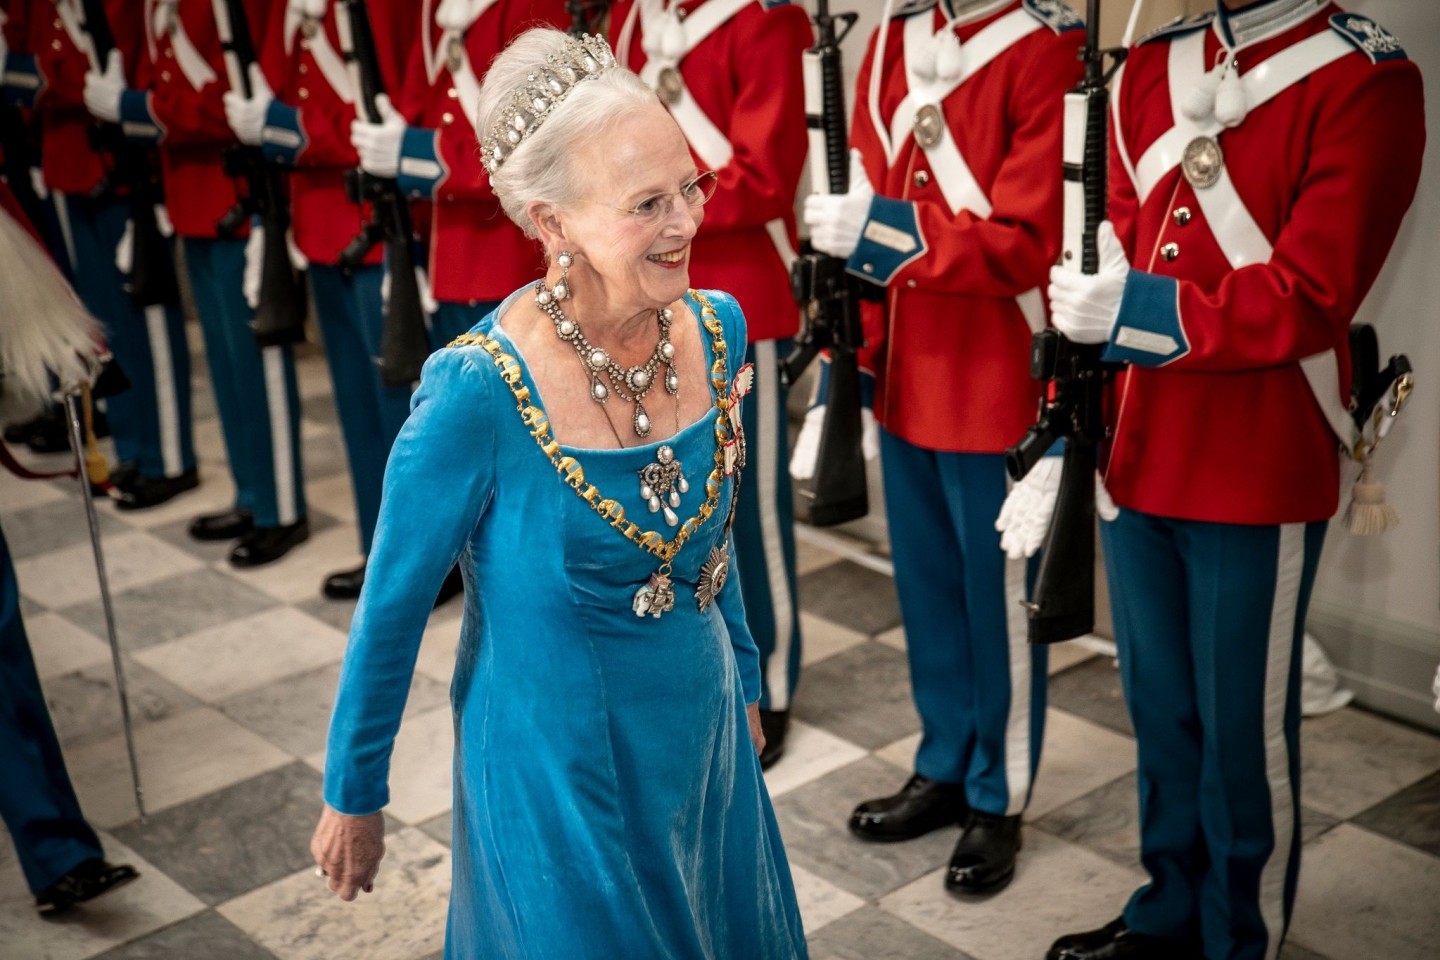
left=213, top=524, right=364, bottom=604
left=1047, top=641, right=1099, bottom=676
left=16, top=531, right=204, bottom=609
left=1027, top=710, right=1137, bottom=819
left=1290, top=824, right=1440, bottom=960
left=764, top=720, right=869, bottom=800
left=0, top=832, right=204, bottom=960
left=791, top=862, right=866, bottom=935
left=0, top=470, right=67, bottom=513
left=66, top=707, right=292, bottom=828
left=26, top=612, right=113, bottom=679
left=1300, top=707, right=1440, bottom=819
left=801, top=611, right=868, bottom=667
left=306, top=706, right=455, bottom=827
left=134, top=607, right=347, bottom=703
left=414, top=611, right=464, bottom=687
left=874, top=625, right=906, bottom=653
left=873, top=732, right=919, bottom=774
left=305, top=472, right=358, bottom=524
left=219, top=827, right=450, bottom=960
left=879, top=831, right=1143, bottom=960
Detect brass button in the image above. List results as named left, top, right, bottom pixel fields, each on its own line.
left=300, top=39, right=311, bottom=51
left=164, top=47, right=174, bottom=59
left=444, top=193, right=455, bottom=202
left=1172, top=206, right=1192, bottom=226
left=160, top=70, right=171, bottom=83
left=53, top=18, right=62, bottom=29
left=906, top=279, right=917, bottom=288
left=441, top=112, right=454, bottom=125
left=51, top=39, right=63, bottom=51
left=298, top=87, right=309, bottom=100
left=675, top=6, right=688, bottom=20
left=913, top=170, right=931, bottom=188
left=299, top=63, right=308, bottom=75
left=447, top=87, right=458, bottom=99
left=862, top=263, right=874, bottom=274
left=1161, top=242, right=1180, bottom=262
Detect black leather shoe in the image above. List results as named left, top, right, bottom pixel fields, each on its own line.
left=759, top=709, right=789, bottom=770
left=945, top=810, right=1021, bottom=895
left=229, top=519, right=309, bottom=567
left=4, top=415, right=41, bottom=444
left=113, top=468, right=200, bottom=511
left=189, top=509, right=255, bottom=541
left=434, top=564, right=463, bottom=607
left=35, top=859, right=139, bottom=916
left=23, top=407, right=75, bottom=453
left=1047, top=918, right=1205, bottom=960
left=323, top=563, right=366, bottom=599
left=849, top=774, right=969, bottom=842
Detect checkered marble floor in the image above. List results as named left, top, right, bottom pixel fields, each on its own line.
left=3, top=339, right=1440, bottom=960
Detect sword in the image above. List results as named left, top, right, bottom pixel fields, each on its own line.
left=62, top=387, right=146, bottom=821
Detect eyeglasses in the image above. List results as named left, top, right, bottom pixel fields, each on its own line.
left=590, top=170, right=719, bottom=227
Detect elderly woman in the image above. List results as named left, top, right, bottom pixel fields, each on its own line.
left=309, top=29, right=807, bottom=959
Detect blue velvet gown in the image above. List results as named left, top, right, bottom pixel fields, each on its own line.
left=323, top=289, right=808, bottom=959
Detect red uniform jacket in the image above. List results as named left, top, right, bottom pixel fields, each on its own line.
left=389, top=0, right=567, bottom=304
left=30, top=0, right=148, bottom=196
left=257, top=0, right=414, bottom=264
left=124, top=0, right=274, bottom=237
left=846, top=0, right=1082, bottom=453
left=1100, top=3, right=1425, bottom=524
left=611, top=0, right=811, bottom=343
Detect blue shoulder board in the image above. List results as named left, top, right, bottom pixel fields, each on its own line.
left=760, top=0, right=791, bottom=9
left=1137, top=12, right=1215, bottom=46
left=1329, top=13, right=1407, bottom=63
left=893, top=0, right=938, bottom=19
left=1023, top=0, right=1083, bottom=34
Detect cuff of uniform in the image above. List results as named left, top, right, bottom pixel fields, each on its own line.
left=845, top=196, right=927, bottom=287
left=396, top=127, right=445, bottom=200
left=261, top=100, right=306, bottom=166
left=1, top=53, right=41, bottom=108
left=1102, top=270, right=1190, bottom=367
left=1043, top=437, right=1064, bottom=457
left=119, top=90, right=163, bottom=143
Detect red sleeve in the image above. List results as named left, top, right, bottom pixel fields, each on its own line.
left=696, top=4, right=812, bottom=233
left=888, top=29, right=1083, bottom=297
left=1163, top=61, right=1425, bottom=373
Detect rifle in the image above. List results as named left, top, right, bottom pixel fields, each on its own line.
left=78, top=0, right=180, bottom=308
left=1005, top=0, right=1123, bottom=645
left=213, top=0, right=309, bottom=346
left=780, top=0, right=867, bottom=527
left=336, top=0, right=429, bottom=388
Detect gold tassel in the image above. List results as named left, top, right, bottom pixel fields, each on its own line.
left=1345, top=468, right=1398, bottom=536
left=80, top=383, right=109, bottom=486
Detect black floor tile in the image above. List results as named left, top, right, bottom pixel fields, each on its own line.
left=91, top=910, right=278, bottom=960
left=797, top=561, right=903, bottom=636
left=1352, top=768, right=1440, bottom=858
left=807, top=906, right=976, bottom=959
left=60, top=568, right=281, bottom=650
left=792, top=641, right=920, bottom=751
left=1047, top=657, right=1133, bottom=737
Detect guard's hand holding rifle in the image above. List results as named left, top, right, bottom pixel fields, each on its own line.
left=223, top=65, right=274, bottom=147
left=1047, top=220, right=1128, bottom=344
left=803, top=149, right=873, bottom=259
left=82, top=50, right=125, bottom=124
left=350, top=93, right=406, bottom=179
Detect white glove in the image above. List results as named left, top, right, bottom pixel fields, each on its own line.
left=788, top=402, right=879, bottom=481
left=285, top=229, right=308, bottom=271
left=351, top=93, right=406, bottom=178
left=1047, top=220, right=1130, bottom=345
left=243, top=224, right=264, bottom=308
left=83, top=50, right=125, bottom=123
left=115, top=220, right=133, bottom=273
left=802, top=149, right=875, bottom=259
left=996, top=463, right=1119, bottom=560
left=224, top=64, right=275, bottom=147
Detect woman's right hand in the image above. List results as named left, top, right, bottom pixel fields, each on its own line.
left=310, top=804, right=386, bottom=902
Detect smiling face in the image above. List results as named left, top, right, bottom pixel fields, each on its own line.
left=528, top=103, right=703, bottom=324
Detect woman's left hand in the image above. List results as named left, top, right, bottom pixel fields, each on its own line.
left=747, top=702, right=766, bottom=757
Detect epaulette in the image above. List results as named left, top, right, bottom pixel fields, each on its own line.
left=1329, top=13, right=1407, bottom=63
left=1137, top=11, right=1215, bottom=46
left=892, top=0, right=938, bottom=19
left=1022, top=0, right=1083, bottom=34
left=759, top=0, right=791, bottom=9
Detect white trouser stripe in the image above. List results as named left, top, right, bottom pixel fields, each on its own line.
left=52, top=192, right=79, bottom=275
left=262, top=345, right=298, bottom=525
left=1002, top=553, right=1031, bottom=815
left=755, top=340, right=796, bottom=710
left=144, top=304, right=183, bottom=477
left=1259, top=523, right=1304, bottom=960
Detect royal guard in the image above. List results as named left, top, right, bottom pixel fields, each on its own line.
left=84, top=0, right=311, bottom=565
left=1027, top=2, right=1424, bottom=958
left=25, top=0, right=199, bottom=508
left=223, top=0, right=421, bottom=597
left=803, top=0, right=1083, bottom=893
left=348, top=0, right=570, bottom=353
left=609, top=0, right=813, bottom=767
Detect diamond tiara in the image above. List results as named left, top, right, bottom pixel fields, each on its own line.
left=480, top=33, right=619, bottom=174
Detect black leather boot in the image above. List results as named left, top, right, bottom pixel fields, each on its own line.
left=849, top=774, right=969, bottom=842
left=1047, top=918, right=1205, bottom=960
left=35, top=859, right=139, bottom=916
left=323, top=563, right=366, bottom=600
left=945, top=810, right=1021, bottom=895
left=229, top=519, right=310, bottom=567
left=758, top=709, right=789, bottom=770
left=189, top=509, right=255, bottom=541
left=113, top=468, right=200, bottom=511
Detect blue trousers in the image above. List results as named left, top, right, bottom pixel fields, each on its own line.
left=309, top=263, right=412, bottom=555
left=55, top=193, right=195, bottom=479
left=881, top=430, right=1046, bottom=816
left=183, top=237, right=306, bottom=528
left=429, top=300, right=497, bottom=350
left=0, top=524, right=104, bottom=893
left=1103, top=509, right=1325, bottom=960
left=735, top=339, right=802, bottom=711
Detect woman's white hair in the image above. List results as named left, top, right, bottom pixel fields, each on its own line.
left=476, top=29, right=659, bottom=239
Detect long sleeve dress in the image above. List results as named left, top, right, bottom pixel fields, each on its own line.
left=322, top=288, right=808, bottom=959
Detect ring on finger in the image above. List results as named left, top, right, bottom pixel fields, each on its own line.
left=314, top=866, right=327, bottom=879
